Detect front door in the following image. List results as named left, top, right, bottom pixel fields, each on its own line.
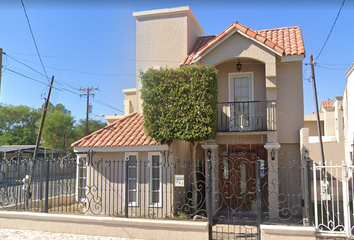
left=218, top=144, right=267, bottom=211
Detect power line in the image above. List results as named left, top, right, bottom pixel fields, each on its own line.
left=315, top=0, right=346, bottom=61
left=5, top=53, right=47, bottom=78
left=5, top=68, right=49, bottom=87
left=5, top=54, right=136, bottom=77
left=316, top=64, right=348, bottom=71
left=91, top=98, right=124, bottom=114
left=20, top=0, right=50, bottom=83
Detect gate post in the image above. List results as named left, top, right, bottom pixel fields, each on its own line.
left=342, top=162, right=350, bottom=238
left=256, top=159, right=261, bottom=240
left=306, top=159, right=313, bottom=226
left=207, top=150, right=213, bottom=240
left=44, top=160, right=49, bottom=213
left=125, top=157, right=129, bottom=218
left=264, top=143, right=281, bottom=220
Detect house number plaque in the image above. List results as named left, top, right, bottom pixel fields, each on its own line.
left=175, top=175, right=184, bottom=187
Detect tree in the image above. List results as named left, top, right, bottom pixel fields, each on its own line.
left=41, top=103, right=75, bottom=151
left=74, top=119, right=107, bottom=139
left=0, top=104, right=40, bottom=145
left=140, top=65, right=218, bottom=159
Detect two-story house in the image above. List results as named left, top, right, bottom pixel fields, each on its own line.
left=71, top=6, right=305, bottom=219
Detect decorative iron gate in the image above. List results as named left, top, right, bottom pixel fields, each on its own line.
left=205, top=144, right=307, bottom=240
left=313, top=162, right=354, bottom=238
left=210, top=144, right=259, bottom=240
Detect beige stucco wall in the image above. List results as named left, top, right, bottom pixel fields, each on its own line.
left=344, top=64, right=354, bottom=164
left=123, top=88, right=137, bottom=115
left=215, top=133, right=267, bottom=145
left=323, top=108, right=335, bottom=136
left=276, top=61, right=304, bottom=144
left=304, top=120, right=324, bottom=137
left=300, top=128, right=345, bottom=167
left=134, top=7, right=203, bottom=114
left=200, top=32, right=276, bottom=78
left=261, top=225, right=316, bottom=240
left=215, top=59, right=266, bottom=103
left=0, top=212, right=208, bottom=240
left=78, top=151, right=174, bottom=217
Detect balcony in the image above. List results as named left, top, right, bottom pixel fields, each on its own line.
left=217, top=101, right=276, bottom=132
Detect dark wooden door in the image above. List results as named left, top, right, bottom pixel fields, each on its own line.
left=218, top=144, right=267, bottom=211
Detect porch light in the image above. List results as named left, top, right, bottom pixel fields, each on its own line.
left=271, top=149, right=276, bottom=160
left=236, top=60, right=242, bottom=72
left=207, top=149, right=211, bottom=160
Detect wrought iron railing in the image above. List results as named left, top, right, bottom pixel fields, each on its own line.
left=0, top=156, right=206, bottom=219
left=217, top=100, right=276, bottom=132
left=0, top=147, right=312, bottom=239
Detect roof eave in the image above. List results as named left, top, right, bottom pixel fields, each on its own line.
left=192, top=28, right=283, bottom=64
left=73, top=145, right=169, bottom=153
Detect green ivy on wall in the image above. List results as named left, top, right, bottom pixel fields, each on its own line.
left=140, top=65, right=218, bottom=143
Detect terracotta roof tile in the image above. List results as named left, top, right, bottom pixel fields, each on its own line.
left=181, top=22, right=305, bottom=66
left=321, top=100, right=334, bottom=109
left=71, top=113, right=161, bottom=148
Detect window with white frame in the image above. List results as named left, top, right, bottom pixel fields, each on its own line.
left=149, top=152, right=162, bottom=207
left=126, top=152, right=138, bottom=206
left=76, top=155, right=87, bottom=202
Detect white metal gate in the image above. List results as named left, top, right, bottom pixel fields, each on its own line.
left=313, top=162, right=354, bottom=238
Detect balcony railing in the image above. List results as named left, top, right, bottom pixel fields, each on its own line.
left=217, top=100, right=276, bottom=132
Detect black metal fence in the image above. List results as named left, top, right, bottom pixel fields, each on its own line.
left=0, top=150, right=312, bottom=240
left=0, top=156, right=207, bottom=219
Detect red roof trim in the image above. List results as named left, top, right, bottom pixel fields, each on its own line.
left=181, top=22, right=305, bottom=66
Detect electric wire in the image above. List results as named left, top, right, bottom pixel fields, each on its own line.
left=20, top=0, right=50, bottom=83
left=316, top=64, right=348, bottom=71
left=4, top=65, right=124, bottom=114
left=5, top=53, right=47, bottom=78
left=91, top=98, right=124, bottom=113
left=315, top=0, right=346, bottom=61
left=5, top=68, right=61, bottom=91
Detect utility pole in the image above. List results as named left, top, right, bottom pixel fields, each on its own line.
left=0, top=48, right=3, bottom=97
left=310, top=54, right=325, bottom=167
left=78, top=87, right=98, bottom=135
left=25, top=76, right=55, bottom=209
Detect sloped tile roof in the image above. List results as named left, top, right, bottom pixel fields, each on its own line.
left=181, top=22, right=305, bottom=65
left=321, top=100, right=334, bottom=109
left=71, top=113, right=161, bottom=148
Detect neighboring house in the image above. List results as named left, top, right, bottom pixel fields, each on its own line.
left=301, top=98, right=345, bottom=166
left=0, top=145, right=62, bottom=160
left=301, top=62, right=354, bottom=168
left=71, top=6, right=305, bottom=217
left=0, top=145, right=64, bottom=181
left=344, top=63, right=354, bottom=165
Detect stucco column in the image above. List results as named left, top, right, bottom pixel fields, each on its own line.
left=264, top=142, right=281, bottom=220
left=201, top=140, right=219, bottom=216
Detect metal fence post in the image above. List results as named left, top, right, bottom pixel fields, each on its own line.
left=256, top=159, right=261, bottom=240
left=342, top=162, right=350, bottom=238
left=313, top=162, right=318, bottom=230
left=306, top=159, right=312, bottom=226
left=206, top=151, right=212, bottom=240
left=45, top=160, right=49, bottom=213
left=125, top=158, right=129, bottom=218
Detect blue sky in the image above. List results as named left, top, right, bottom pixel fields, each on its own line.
left=0, top=0, right=353, bottom=123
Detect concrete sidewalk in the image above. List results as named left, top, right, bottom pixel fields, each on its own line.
left=0, top=228, right=144, bottom=240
